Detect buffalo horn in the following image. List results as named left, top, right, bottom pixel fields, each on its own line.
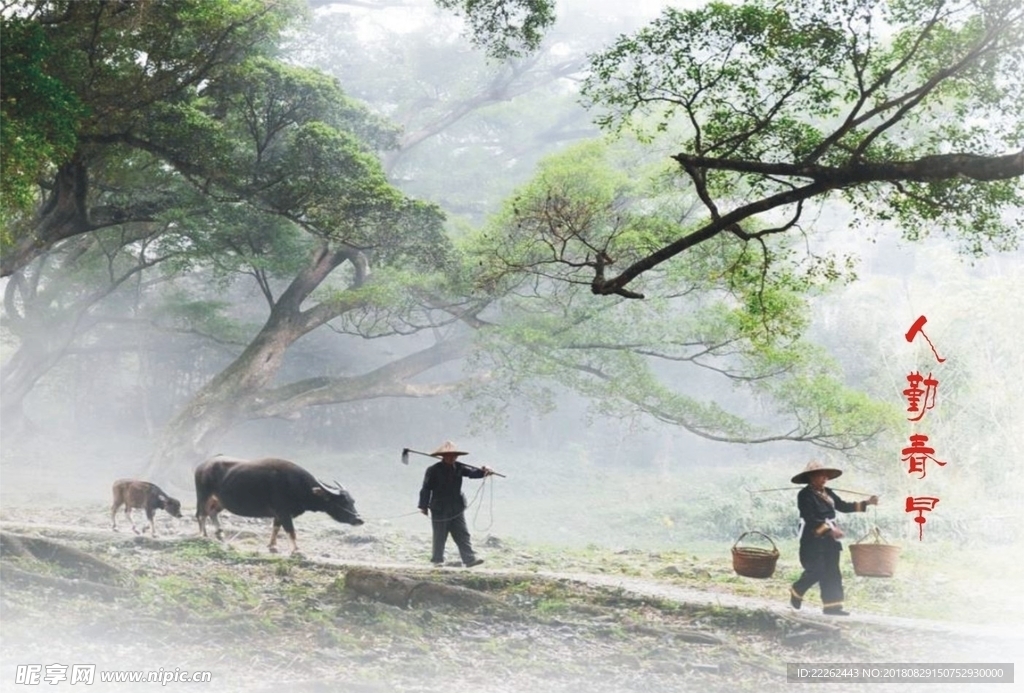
left=318, top=479, right=341, bottom=495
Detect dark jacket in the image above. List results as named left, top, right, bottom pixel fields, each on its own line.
left=418, top=461, right=485, bottom=514
left=798, top=485, right=868, bottom=541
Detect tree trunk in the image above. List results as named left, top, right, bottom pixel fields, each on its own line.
left=147, top=244, right=353, bottom=474
left=146, top=332, right=476, bottom=479
left=1, top=161, right=91, bottom=278
left=146, top=318, right=303, bottom=477
left=146, top=243, right=483, bottom=478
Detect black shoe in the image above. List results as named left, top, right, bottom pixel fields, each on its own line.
left=823, top=606, right=850, bottom=616
left=790, top=590, right=803, bottom=610
left=464, top=558, right=484, bottom=568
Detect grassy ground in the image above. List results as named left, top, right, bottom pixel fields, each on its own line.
left=2, top=436, right=1021, bottom=693
left=2, top=510, right=1019, bottom=693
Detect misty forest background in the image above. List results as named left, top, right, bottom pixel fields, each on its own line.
left=1, top=0, right=1022, bottom=557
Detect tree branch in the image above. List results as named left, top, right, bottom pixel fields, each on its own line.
left=246, top=336, right=478, bottom=417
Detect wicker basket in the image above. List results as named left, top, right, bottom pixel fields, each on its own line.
left=849, top=527, right=901, bottom=578
left=731, top=531, right=780, bottom=579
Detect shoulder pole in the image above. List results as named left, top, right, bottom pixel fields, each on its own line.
left=401, top=448, right=506, bottom=478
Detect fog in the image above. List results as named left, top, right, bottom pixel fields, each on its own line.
left=2, top=0, right=1023, bottom=691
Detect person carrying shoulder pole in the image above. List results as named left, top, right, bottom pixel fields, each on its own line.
left=417, top=441, right=495, bottom=568
left=789, top=461, right=879, bottom=616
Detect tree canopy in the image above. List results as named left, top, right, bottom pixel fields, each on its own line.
left=0, top=0, right=306, bottom=275
left=6, top=0, right=1016, bottom=474
left=433, top=0, right=555, bottom=59
left=500, top=0, right=1022, bottom=298
left=0, top=0, right=466, bottom=469
left=463, top=141, right=897, bottom=450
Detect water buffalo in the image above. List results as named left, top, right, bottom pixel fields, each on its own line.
left=111, top=479, right=183, bottom=537
left=194, top=456, right=363, bottom=554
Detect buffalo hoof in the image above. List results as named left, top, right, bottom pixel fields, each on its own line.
left=268, top=546, right=279, bottom=554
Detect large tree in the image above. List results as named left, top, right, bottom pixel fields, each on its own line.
left=0, top=0, right=565, bottom=275
left=463, top=141, right=898, bottom=451
left=0, top=1, right=472, bottom=473
left=3, top=0, right=657, bottom=471
left=119, top=55, right=464, bottom=472
left=0, top=0, right=307, bottom=277
left=474, top=0, right=1023, bottom=298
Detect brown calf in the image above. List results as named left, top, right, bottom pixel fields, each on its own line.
left=111, top=479, right=183, bottom=537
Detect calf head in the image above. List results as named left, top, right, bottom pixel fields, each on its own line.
left=161, top=495, right=183, bottom=518
left=312, top=481, right=364, bottom=526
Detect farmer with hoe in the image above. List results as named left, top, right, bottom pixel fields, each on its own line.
left=417, top=441, right=495, bottom=567
left=789, top=461, right=879, bottom=615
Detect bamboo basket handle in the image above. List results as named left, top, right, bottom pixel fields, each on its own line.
left=854, top=526, right=887, bottom=545
left=733, top=531, right=779, bottom=553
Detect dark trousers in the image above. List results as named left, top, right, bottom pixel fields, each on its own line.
left=792, top=537, right=844, bottom=607
left=430, top=511, right=476, bottom=565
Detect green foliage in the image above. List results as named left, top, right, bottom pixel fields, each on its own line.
left=0, top=0, right=307, bottom=266
left=753, top=351, right=903, bottom=451
left=265, top=122, right=397, bottom=222
left=2, top=0, right=469, bottom=467
left=213, top=57, right=400, bottom=152
left=160, top=200, right=313, bottom=282
left=583, top=2, right=847, bottom=144
left=435, top=0, right=556, bottom=59
left=463, top=141, right=893, bottom=448
left=689, top=490, right=796, bottom=543
left=470, top=141, right=639, bottom=290
left=2, top=0, right=455, bottom=305
left=160, top=51, right=452, bottom=272
left=580, top=0, right=1023, bottom=269
left=881, top=177, right=1024, bottom=257
left=0, top=16, right=85, bottom=222
left=151, top=293, right=253, bottom=345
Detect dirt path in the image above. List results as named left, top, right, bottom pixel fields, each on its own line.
left=4, top=517, right=1019, bottom=642
left=2, top=515, right=1021, bottom=693
left=531, top=571, right=1023, bottom=639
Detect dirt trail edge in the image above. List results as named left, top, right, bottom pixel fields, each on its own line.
left=1, top=518, right=1020, bottom=643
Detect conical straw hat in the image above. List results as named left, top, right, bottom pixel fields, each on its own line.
left=791, top=460, right=842, bottom=485
left=431, top=441, right=468, bottom=457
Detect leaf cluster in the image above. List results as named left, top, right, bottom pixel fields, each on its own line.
left=435, top=0, right=556, bottom=60
left=0, top=16, right=85, bottom=221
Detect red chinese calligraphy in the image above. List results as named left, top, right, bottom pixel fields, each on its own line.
left=901, top=433, right=947, bottom=479
left=905, top=496, right=940, bottom=541
left=903, top=371, right=938, bottom=422
left=905, top=315, right=946, bottom=363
